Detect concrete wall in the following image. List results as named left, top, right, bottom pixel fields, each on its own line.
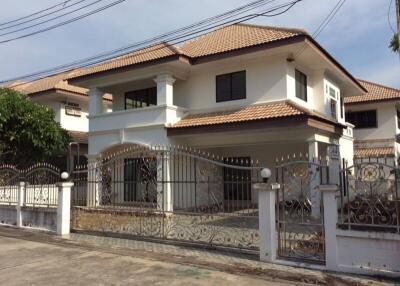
left=0, top=206, right=17, bottom=225
left=21, top=207, right=57, bottom=231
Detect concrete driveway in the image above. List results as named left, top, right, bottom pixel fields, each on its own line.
left=0, top=226, right=394, bottom=286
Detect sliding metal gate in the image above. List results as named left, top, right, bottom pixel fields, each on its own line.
left=71, top=145, right=263, bottom=252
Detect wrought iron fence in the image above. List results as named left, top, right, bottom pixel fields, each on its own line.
left=0, top=165, right=19, bottom=205
left=339, top=157, right=400, bottom=233
left=275, top=156, right=329, bottom=264
left=0, top=163, right=60, bottom=208
left=71, top=145, right=263, bottom=251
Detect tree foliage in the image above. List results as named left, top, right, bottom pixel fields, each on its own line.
left=389, top=33, right=399, bottom=53
left=0, top=88, right=71, bottom=166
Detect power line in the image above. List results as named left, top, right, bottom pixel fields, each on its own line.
left=0, top=0, right=74, bottom=27
left=388, top=0, right=396, bottom=33
left=0, top=0, right=279, bottom=83
left=0, top=0, right=127, bottom=44
left=0, top=0, right=89, bottom=32
left=1, top=0, right=302, bottom=86
left=293, top=0, right=346, bottom=58
left=0, top=0, right=105, bottom=36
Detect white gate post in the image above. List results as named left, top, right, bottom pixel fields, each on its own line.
left=56, top=181, right=73, bottom=235
left=16, top=182, right=25, bottom=227
left=254, top=180, right=278, bottom=262
left=157, top=150, right=172, bottom=212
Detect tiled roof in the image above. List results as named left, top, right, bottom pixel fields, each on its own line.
left=169, top=101, right=305, bottom=128
left=68, top=24, right=305, bottom=80
left=344, top=80, right=400, bottom=104
left=8, top=70, right=112, bottom=100
left=9, top=70, right=87, bottom=96
left=69, top=131, right=88, bottom=144
left=69, top=43, right=182, bottom=79
left=179, top=24, right=305, bottom=58
left=354, top=147, right=395, bottom=158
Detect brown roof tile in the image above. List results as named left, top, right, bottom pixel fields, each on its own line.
left=179, top=23, right=305, bottom=58
left=344, top=80, right=400, bottom=104
left=69, top=131, right=88, bottom=144
left=169, top=101, right=305, bottom=128
left=68, top=24, right=305, bottom=80
left=354, top=147, right=395, bottom=158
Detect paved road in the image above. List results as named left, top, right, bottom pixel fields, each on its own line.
left=0, top=226, right=394, bottom=286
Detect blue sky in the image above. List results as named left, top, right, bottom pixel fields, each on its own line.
left=0, top=0, right=399, bottom=88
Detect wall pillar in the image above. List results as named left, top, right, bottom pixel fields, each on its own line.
left=254, top=182, right=278, bottom=262
left=308, top=140, right=321, bottom=218
left=16, top=182, right=25, bottom=227
left=319, top=184, right=339, bottom=271
left=56, top=181, right=73, bottom=236
left=154, top=74, right=176, bottom=106
left=88, top=88, right=105, bottom=116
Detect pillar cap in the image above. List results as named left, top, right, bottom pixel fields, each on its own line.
left=56, top=182, right=74, bottom=188
left=253, top=183, right=279, bottom=191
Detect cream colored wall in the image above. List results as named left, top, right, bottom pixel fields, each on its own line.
left=346, top=102, right=397, bottom=140
left=173, top=55, right=288, bottom=110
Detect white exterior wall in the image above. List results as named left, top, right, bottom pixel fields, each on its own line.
left=59, top=100, right=89, bottom=132
left=347, top=101, right=397, bottom=141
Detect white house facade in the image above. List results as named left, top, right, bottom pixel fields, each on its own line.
left=68, top=24, right=364, bottom=170
left=344, top=79, right=400, bottom=164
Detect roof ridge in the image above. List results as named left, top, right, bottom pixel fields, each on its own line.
left=235, top=23, right=308, bottom=35
left=357, top=78, right=400, bottom=93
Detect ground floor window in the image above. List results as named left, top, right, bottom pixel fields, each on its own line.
left=124, top=158, right=157, bottom=202
left=223, top=157, right=251, bottom=201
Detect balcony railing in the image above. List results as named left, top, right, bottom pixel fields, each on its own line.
left=89, top=104, right=187, bottom=133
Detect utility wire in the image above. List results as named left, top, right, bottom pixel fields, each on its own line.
left=388, top=0, right=396, bottom=33
left=0, top=0, right=74, bottom=27
left=1, top=0, right=302, bottom=85
left=0, top=0, right=105, bottom=36
left=293, top=0, right=346, bottom=58
left=1, top=0, right=279, bottom=83
left=0, top=0, right=127, bottom=44
left=0, top=0, right=89, bottom=31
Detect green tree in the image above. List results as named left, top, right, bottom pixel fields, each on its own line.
left=0, top=88, right=71, bottom=166
left=390, top=33, right=399, bottom=53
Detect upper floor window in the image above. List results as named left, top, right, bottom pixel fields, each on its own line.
left=216, top=71, right=246, bottom=102
left=345, top=110, right=377, bottom=129
left=329, top=87, right=338, bottom=120
left=295, top=69, right=307, bottom=101
left=125, top=87, right=157, bottom=109
left=397, top=108, right=400, bottom=129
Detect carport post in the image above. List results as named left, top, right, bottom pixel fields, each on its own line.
left=56, top=181, right=74, bottom=236
left=16, top=182, right=25, bottom=227
left=254, top=181, right=279, bottom=262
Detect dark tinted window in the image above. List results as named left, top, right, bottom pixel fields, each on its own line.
left=125, top=87, right=157, bottom=109
left=216, top=71, right=246, bottom=102
left=345, top=110, right=377, bottom=129
left=295, top=69, right=307, bottom=101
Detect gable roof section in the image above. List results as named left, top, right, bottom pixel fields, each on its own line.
left=344, top=80, right=400, bottom=104
left=354, top=147, right=395, bottom=158
left=68, top=24, right=306, bottom=81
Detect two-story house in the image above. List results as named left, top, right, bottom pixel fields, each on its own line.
left=68, top=24, right=364, bottom=167
left=344, top=80, right=400, bottom=165
left=8, top=70, right=112, bottom=168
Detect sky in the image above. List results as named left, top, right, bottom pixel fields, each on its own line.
left=0, top=0, right=399, bottom=88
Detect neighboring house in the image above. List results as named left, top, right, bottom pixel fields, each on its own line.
left=8, top=70, right=112, bottom=168
left=67, top=23, right=364, bottom=172
left=344, top=80, right=400, bottom=164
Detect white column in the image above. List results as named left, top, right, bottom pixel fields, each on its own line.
left=16, top=182, right=25, bottom=227
left=56, top=182, right=73, bottom=236
left=308, top=140, right=321, bottom=218
left=157, top=151, right=172, bottom=212
left=87, top=156, right=100, bottom=207
left=88, top=88, right=104, bottom=116
left=154, top=74, right=176, bottom=106
left=254, top=182, right=278, bottom=262
left=319, top=184, right=339, bottom=271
